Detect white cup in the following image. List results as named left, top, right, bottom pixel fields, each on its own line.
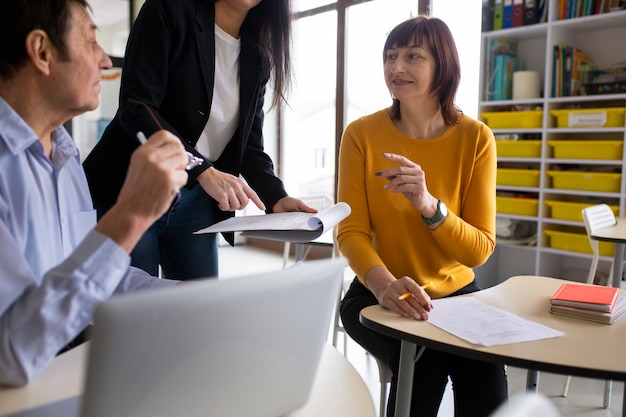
left=512, top=71, right=541, bottom=100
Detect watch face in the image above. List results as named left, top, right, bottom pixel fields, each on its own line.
left=439, top=201, right=448, bottom=216
left=422, top=200, right=447, bottom=225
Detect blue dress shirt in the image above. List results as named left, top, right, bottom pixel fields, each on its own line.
left=0, top=98, right=175, bottom=386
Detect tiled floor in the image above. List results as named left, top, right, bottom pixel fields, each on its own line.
left=219, top=243, right=624, bottom=417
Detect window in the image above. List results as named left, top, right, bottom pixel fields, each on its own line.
left=277, top=0, right=419, bottom=199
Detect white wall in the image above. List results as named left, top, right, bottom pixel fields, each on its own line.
left=431, top=0, right=482, bottom=119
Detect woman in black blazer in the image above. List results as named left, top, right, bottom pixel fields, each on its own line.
left=83, top=0, right=313, bottom=279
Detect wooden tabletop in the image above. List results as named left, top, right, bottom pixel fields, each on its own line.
left=591, top=217, right=626, bottom=243
left=361, top=275, right=626, bottom=382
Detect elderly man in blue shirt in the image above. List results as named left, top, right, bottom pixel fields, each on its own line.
left=0, top=0, right=189, bottom=386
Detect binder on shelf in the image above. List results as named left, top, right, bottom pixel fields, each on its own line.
left=523, top=0, right=539, bottom=24
left=513, top=0, right=525, bottom=26
left=482, top=0, right=495, bottom=31
left=503, top=0, right=514, bottom=28
left=493, top=0, right=504, bottom=30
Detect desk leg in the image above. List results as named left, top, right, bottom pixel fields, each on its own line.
left=526, top=370, right=539, bottom=392
left=395, top=341, right=417, bottom=417
left=612, top=243, right=625, bottom=288
left=295, top=243, right=311, bottom=263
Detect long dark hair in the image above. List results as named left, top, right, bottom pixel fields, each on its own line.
left=0, top=0, right=88, bottom=80
left=384, top=16, right=461, bottom=126
left=243, top=0, right=292, bottom=108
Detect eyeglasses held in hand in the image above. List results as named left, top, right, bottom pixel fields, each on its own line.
left=128, top=98, right=204, bottom=170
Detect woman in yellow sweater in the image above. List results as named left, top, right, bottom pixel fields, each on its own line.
left=337, top=16, right=508, bottom=417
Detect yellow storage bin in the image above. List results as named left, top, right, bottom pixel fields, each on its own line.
left=496, top=140, right=542, bottom=157
left=544, top=229, right=614, bottom=256
left=546, top=170, right=621, bottom=192
left=547, top=140, right=623, bottom=160
left=550, top=107, right=626, bottom=128
left=496, top=196, right=538, bottom=216
left=497, top=168, right=541, bottom=187
left=544, top=200, right=619, bottom=221
left=481, top=110, right=544, bottom=129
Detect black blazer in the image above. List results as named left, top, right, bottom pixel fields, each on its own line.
left=83, top=0, right=287, bottom=221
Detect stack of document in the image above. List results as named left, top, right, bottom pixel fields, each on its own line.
left=195, top=202, right=351, bottom=243
left=549, top=283, right=626, bottom=324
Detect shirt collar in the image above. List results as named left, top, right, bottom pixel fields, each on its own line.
left=0, top=96, right=78, bottom=164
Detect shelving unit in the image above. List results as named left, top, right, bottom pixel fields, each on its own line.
left=476, top=1, right=626, bottom=286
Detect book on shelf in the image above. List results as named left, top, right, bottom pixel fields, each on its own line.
left=552, top=44, right=591, bottom=97
left=485, top=39, right=518, bottom=101
left=492, top=54, right=519, bottom=100
left=194, top=202, right=351, bottom=243
left=538, top=0, right=548, bottom=22
left=550, top=295, right=626, bottom=324
left=550, top=282, right=619, bottom=312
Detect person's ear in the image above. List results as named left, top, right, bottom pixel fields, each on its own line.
left=24, top=29, right=53, bottom=76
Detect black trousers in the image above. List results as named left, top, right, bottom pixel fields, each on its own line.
left=340, top=278, right=508, bottom=417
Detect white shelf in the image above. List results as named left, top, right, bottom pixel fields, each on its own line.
left=478, top=1, right=626, bottom=284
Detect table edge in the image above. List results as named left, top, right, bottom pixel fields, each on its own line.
left=359, top=308, right=626, bottom=382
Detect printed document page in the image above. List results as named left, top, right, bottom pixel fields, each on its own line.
left=427, top=297, right=564, bottom=346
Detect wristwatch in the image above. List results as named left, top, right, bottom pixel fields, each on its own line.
left=421, top=200, right=448, bottom=225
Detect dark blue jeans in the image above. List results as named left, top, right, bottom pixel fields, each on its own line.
left=129, top=184, right=218, bottom=280
left=340, top=278, right=508, bottom=417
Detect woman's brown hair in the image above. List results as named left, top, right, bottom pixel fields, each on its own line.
left=384, top=16, right=461, bottom=126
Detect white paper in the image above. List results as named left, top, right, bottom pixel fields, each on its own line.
left=194, top=202, right=351, bottom=243
left=426, top=297, right=564, bottom=347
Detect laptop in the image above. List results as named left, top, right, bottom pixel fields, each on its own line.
left=9, top=257, right=346, bottom=417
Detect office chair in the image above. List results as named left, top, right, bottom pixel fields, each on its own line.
left=282, top=194, right=335, bottom=268
left=561, top=204, right=618, bottom=407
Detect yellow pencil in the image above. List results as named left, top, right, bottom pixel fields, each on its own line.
left=398, top=282, right=432, bottom=300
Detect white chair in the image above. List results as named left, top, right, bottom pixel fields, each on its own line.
left=561, top=204, right=617, bottom=407
left=330, top=228, right=391, bottom=417
left=282, top=195, right=335, bottom=268
left=489, top=392, right=561, bottom=417
left=373, top=356, right=393, bottom=417
left=583, top=203, right=618, bottom=285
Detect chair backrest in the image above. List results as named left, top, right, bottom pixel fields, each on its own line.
left=582, top=204, right=617, bottom=234
left=581, top=204, right=617, bottom=284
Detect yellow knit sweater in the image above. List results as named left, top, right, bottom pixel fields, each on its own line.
left=336, top=109, right=496, bottom=298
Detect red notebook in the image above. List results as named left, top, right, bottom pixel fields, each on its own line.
left=550, top=283, right=619, bottom=312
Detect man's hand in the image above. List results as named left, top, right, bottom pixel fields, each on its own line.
left=96, top=130, right=188, bottom=252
